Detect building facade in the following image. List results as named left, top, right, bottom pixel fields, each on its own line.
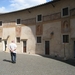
left=0, top=0, right=75, bottom=59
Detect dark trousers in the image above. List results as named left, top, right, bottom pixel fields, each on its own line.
left=10, top=52, right=16, bottom=63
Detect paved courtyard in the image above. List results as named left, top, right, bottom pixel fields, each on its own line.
left=0, top=52, right=75, bottom=75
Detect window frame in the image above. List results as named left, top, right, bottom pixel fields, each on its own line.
left=37, top=36, right=42, bottom=43
left=36, top=14, right=42, bottom=22
left=0, top=38, right=2, bottom=42
left=61, top=7, right=70, bottom=18
left=63, top=35, right=69, bottom=43
left=0, top=21, right=2, bottom=26
left=16, top=37, right=20, bottom=43
left=16, top=19, right=21, bottom=25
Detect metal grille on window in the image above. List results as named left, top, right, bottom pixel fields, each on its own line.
left=37, top=37, right=41, bottom=43
left=17, top=37, right=20, bottom=43
left=63, top=35, right=69, bottom=43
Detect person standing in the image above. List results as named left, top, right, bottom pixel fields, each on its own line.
left=9, top=40, right=17, bottom=63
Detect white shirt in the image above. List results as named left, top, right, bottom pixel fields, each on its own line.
left=9, top=43, right=17, bottom=53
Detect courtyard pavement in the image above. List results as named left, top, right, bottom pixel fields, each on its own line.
left=0, top=52, right=75, bottom=75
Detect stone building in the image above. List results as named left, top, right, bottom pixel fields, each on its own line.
left=0, top=0, right=75, bottom=59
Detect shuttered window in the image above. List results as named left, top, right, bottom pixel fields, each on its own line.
left=63, top=35, right=69, bottom=43
left=17, top=19, right=21, bottom=24
left=37, top=37, right=41, bottom=43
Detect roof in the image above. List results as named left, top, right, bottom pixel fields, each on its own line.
left=0, top=0, right=60, bottom=15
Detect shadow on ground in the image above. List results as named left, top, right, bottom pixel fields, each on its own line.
left=3, top=59, right=11, bottom=63
left=39, top=55, right=75, bottom=66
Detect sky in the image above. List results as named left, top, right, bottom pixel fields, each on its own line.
left=0, top=0, right=52, bottom=13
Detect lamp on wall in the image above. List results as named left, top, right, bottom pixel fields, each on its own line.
left=51, top=31, right=54, bottom=35
left=51, top=3, right=55, bottom=7
left=7, top=35, right=10, bottom=40
left=50, top=31, right=54, bottom=39
left=28, top=10, right=31, bottom=13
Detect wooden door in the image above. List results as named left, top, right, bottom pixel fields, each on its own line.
left=23, top=41, right=26, bottom=53
left=4, top=40, right=7, bottom=51
left=45, top=41, right=50, bottom=55
left=74, top=41, right=75, bottom=58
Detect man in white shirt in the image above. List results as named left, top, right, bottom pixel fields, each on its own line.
left=9, top=40, right=17, bottom=63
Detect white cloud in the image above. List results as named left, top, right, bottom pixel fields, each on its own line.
left=9, top=0, right=47, bottom=11
left=0, top=7, right=8, bottom=13
left=0, top=0, right=51, bottom=13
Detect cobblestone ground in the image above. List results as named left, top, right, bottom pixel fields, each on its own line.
left=0, top=52, right=75, bottom=75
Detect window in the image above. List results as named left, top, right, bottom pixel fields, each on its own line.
left=63, top=35, right=69, bottom=43
left=0, top=38, right=2, bottom=42
left=37, top=37, right=41, bottom=43
left=61, top=7, right=69, bottom=17
left=37, top=14, right=42, bottom=22
left=0, top=21, right=2, bottom=26
left=17, top=19, right=21, bottom=24
left=16, top=37, right=20, bottom=43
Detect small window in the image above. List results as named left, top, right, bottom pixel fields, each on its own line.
left=63, top=35, right=69, bottom=43
left=0, top=21, right=2, bottom=26
left=17, top=19, right=21, bottom=24
left=61, top=7, right=69, bottom=17
left=0, top=38, right=2, bottom=42
left=16, top=37, right=20, bottom=43
left=37, top=15, right=42, bottom=22
left=37, top=37, right=41, bottom=43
